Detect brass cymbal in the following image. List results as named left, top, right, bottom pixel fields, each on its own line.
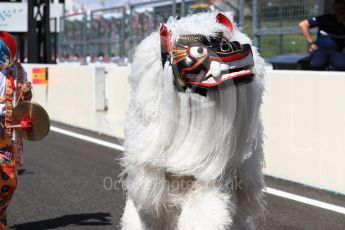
left=11, top=101, right=50, bottom=141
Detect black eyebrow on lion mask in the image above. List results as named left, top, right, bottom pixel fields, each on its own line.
left=176, top=31, right=224, bottom=46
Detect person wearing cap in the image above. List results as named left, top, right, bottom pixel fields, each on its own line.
left=299, top=0, right=345, bottom=70
left=0, top=31, right=32, bottom=229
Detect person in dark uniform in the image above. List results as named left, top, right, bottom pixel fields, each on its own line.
left=299, top=0, right=345, bottom=70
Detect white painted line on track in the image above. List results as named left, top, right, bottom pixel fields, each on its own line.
left=264, top=187, right=345, bottom=215
left=51, top=125, right=345, bottom=215
left=50, top=126, right=125, bottom=152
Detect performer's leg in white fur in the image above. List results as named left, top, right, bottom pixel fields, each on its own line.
left=177, top=183, right=232, bottom=230
left=121, top=199, right=144, bottom=230
left=232, top=145, right=265, bottom=230
left=122, top=165, right=172, bottom=229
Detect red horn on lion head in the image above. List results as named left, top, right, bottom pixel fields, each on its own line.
left=160, top=24, right=172, bottom=53
left=216, top=13, right=233, bottom=32
left=160, top=24, right=172, bottom=66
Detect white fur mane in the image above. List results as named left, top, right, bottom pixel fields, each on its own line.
left=121, top=11, right=266, bottom=215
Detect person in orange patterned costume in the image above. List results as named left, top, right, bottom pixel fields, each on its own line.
left=0, top=31, right=32, bottom=230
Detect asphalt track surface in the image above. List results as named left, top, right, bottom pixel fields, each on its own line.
left=7, top=122, right=345, bottom=230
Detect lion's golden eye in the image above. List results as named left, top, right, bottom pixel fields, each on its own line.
left=189, top=46, right=208, bottom=59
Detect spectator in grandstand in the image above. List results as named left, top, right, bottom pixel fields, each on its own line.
left=299, top=0, right=345, bottom=70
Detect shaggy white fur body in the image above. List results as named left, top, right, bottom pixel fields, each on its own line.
left=121, top=11, right=265, bottom=230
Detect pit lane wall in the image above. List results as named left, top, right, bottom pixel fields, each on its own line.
left=23, top=64, right=345, bottom=195
left=23, top=63, right=130, bottom=140
left=262, top=70, right=345, bottom=195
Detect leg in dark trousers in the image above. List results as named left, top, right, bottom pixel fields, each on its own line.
left=310, top=49, right=329, bottom=70
left=330, top=51, right=345, bottom=71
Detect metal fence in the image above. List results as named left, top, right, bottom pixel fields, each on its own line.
left=90, top=7, right=126, bottom=61
left=58, top=0, right=240, bottom=63
left=252, top=0, right=322, bottom=58
left=127, top=0, right=175, bottom=60
left=58, top=0, right=325, bottom=62
left=59, top=12, right=87, bottom=62
left=58, top=0, right=195, bottom=63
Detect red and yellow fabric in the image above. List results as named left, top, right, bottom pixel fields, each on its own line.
left=0, top=60, right=31, bottom=229
left=5, top=61, right=26, bottom=171
left=0, top=31, right=32, bottom=230
left=0, top=136, right=17, bottom=230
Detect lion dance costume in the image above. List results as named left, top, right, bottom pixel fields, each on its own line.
left=121, top=11, right=265, bottom=229
left=0, top=31, right=32, bottom=229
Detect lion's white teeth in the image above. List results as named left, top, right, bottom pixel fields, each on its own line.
left=220, top=64, right=229, bottom=71
left=202, top=77, right=216, bottom=83
left=200, top=69, right=252, bottom=84
left=221, top=70, right=251, bottom=80
left=205, top=70, right=211, bottom=78
left=209, top=61, right=222, bottom=78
